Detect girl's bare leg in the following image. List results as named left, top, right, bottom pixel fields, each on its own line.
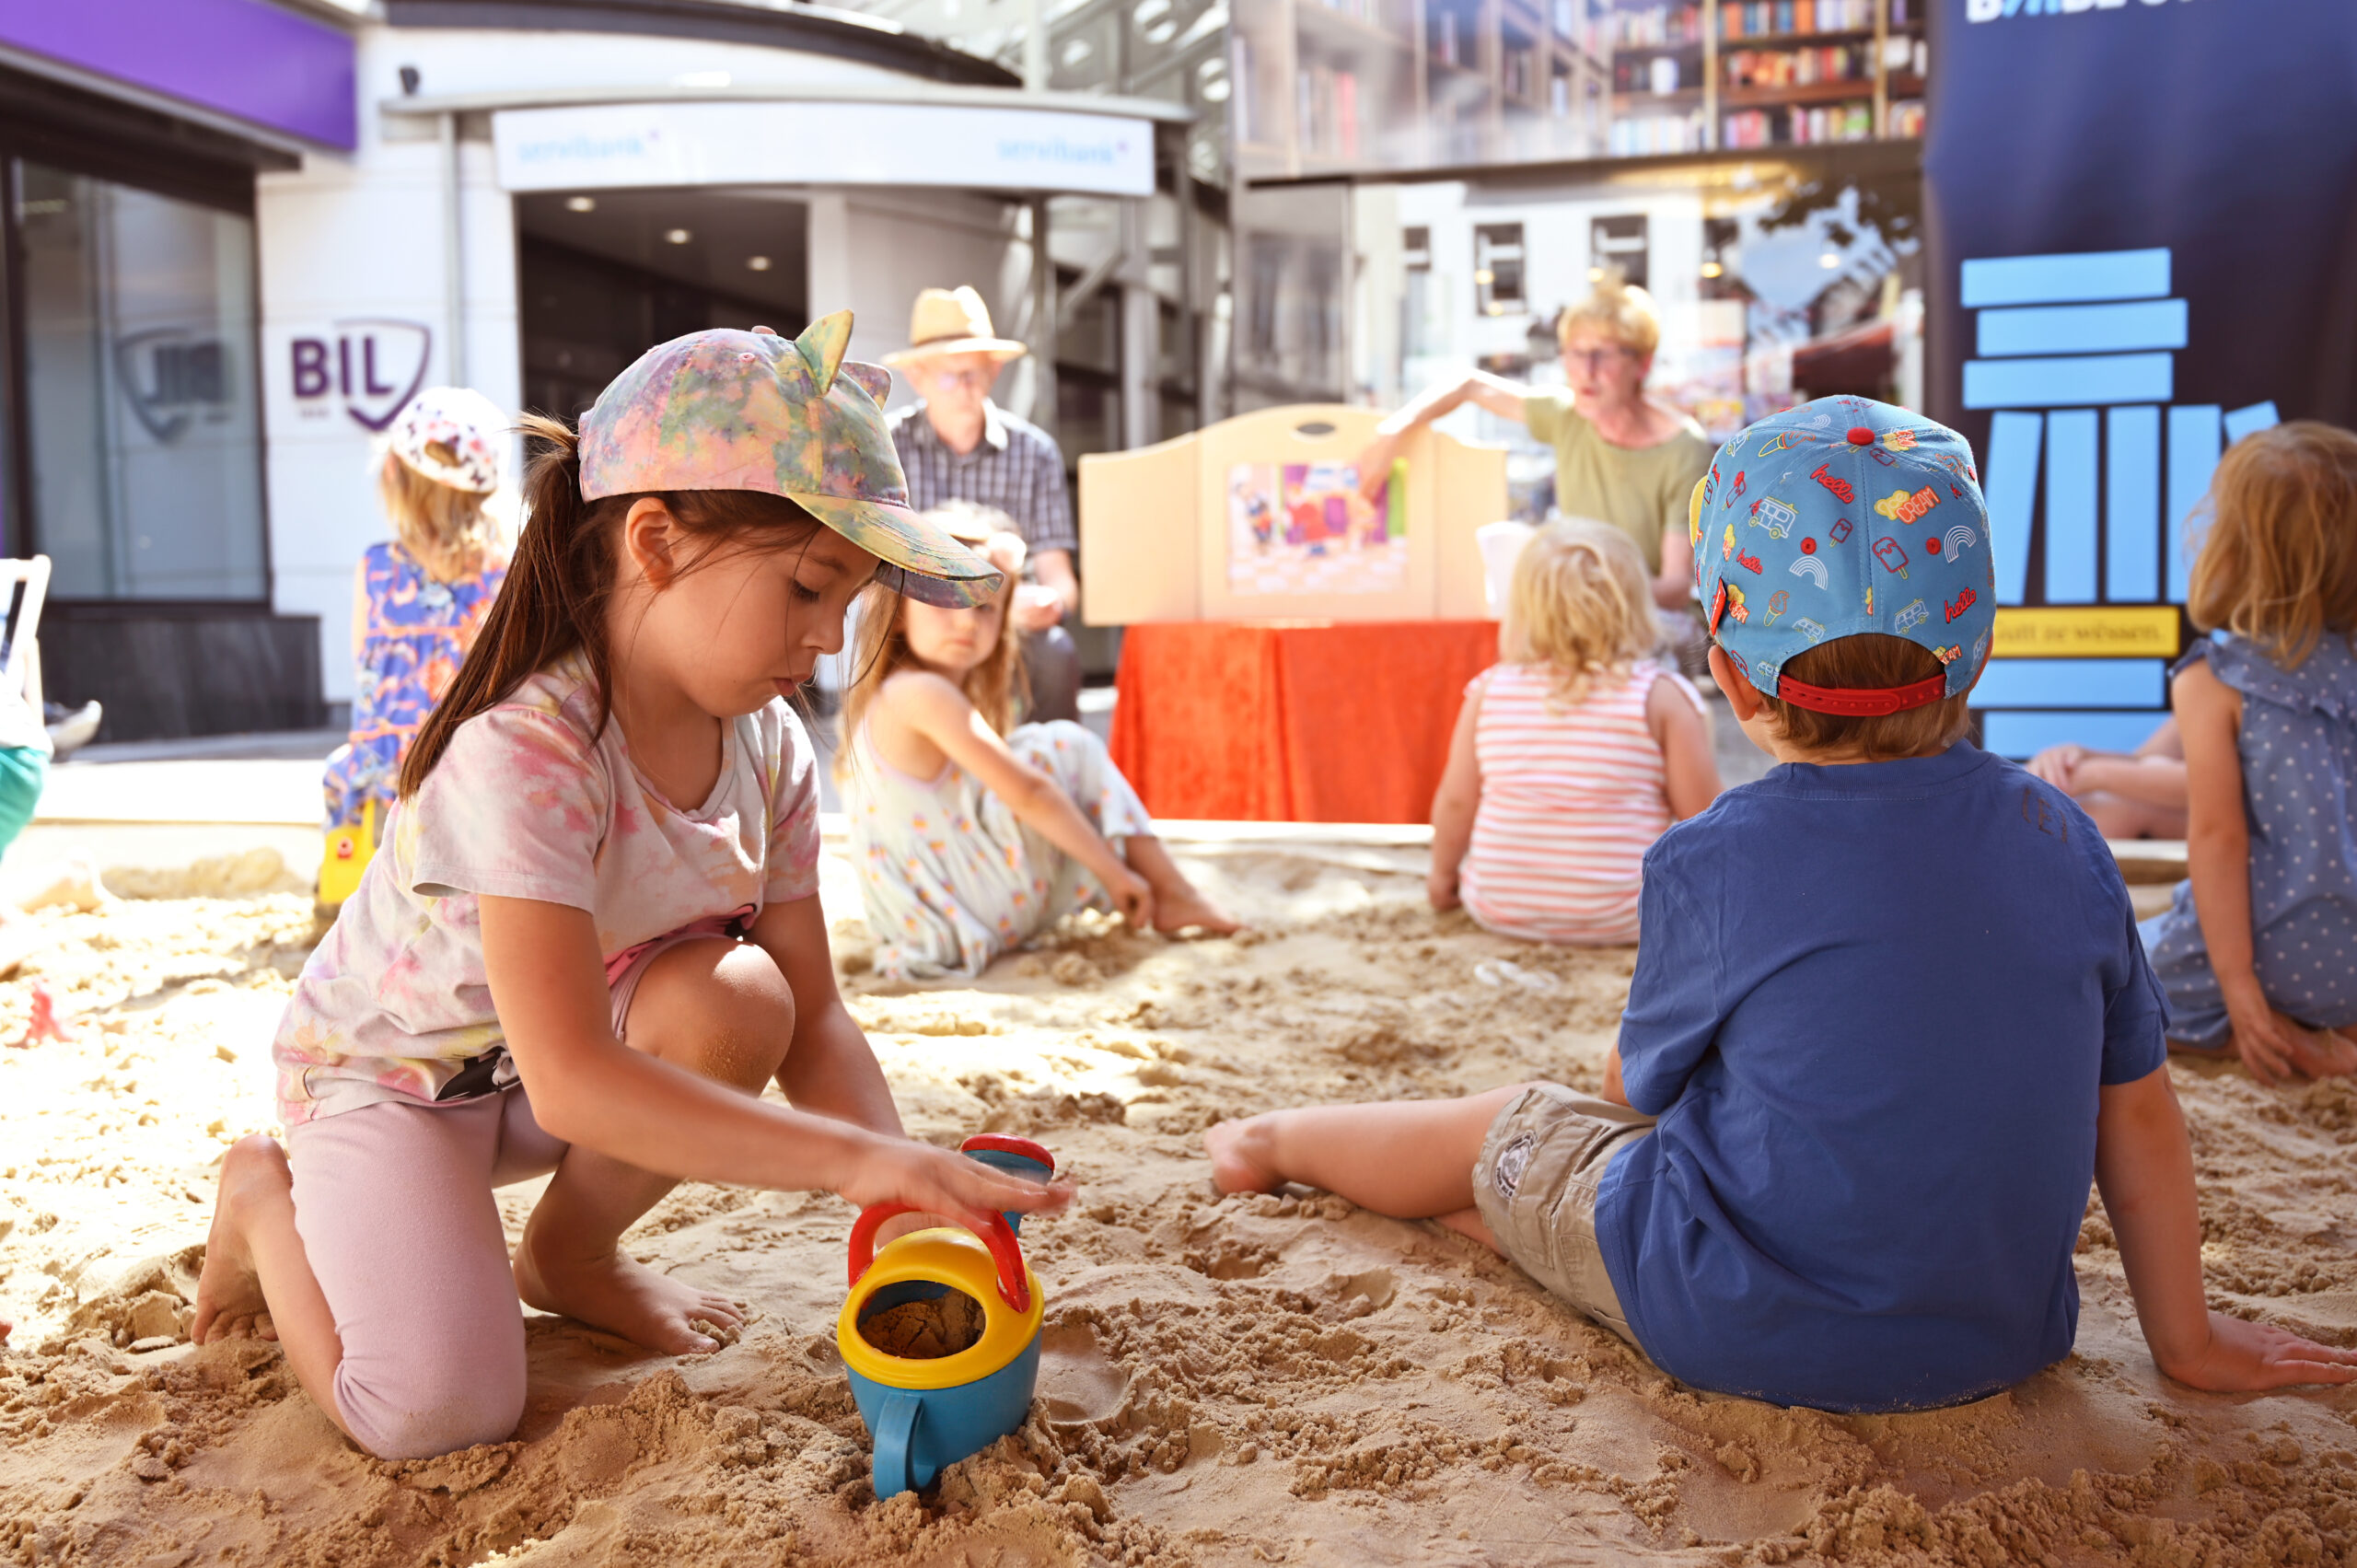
left=1204, top=1086, right=1528, bottom=1247
left=192, top=1136, right=351, bottom=1434
left=514, top=939, right=787, bottom=1354
left=2079, top=792, right=2187, bottom=841
left=1124, top=834, right=1242, bottom=935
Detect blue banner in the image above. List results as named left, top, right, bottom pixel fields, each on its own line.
left=1923, top=0, right=2357, bottom=753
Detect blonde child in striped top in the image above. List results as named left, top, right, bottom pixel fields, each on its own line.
left=1429, top=520, right=1721, bottom=944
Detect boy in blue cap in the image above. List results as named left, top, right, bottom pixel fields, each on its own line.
left=1207, top=398, right=2357, bottom=1410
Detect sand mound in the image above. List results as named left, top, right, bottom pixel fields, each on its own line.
left=2, top=848, right=2353, bottom=1566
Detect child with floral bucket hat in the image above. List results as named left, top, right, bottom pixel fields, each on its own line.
left=1209, top=398, right=2356, bottom=1412
left=194, top=314, right=1069, bottom=1461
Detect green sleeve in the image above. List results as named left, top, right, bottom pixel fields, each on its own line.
left=1663, top=432, right=1713, bottom=541
left=1523, top=387, right=1572, bottom=447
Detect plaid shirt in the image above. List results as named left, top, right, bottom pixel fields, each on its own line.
left=888, top=401, right=1077, bottom=558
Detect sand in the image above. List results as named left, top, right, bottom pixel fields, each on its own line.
left=2, top=834, right=2354, bottom=1567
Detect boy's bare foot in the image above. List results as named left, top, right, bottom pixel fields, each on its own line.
left=1204, top=1117, right=1282, bottom=1195
left=515, top=1228, right=744, bottom=1356
left=1151, top=884, right=1242, bottom=937
left=192, top=1135, right=291, bottom=1343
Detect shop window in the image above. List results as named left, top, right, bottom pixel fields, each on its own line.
left=1591, top=214, right=1648, bottom=291
left=15, top=161, right=265, bottom=601
left=1474, top=223, right=1526, bottom=317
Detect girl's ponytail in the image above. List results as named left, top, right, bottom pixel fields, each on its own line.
left=399, top=414, right=618, bottom=797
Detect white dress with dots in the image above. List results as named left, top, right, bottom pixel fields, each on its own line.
left=2139, top=633, right=2357, bottom=1046
left=846, top=717, right=1153, bottom=981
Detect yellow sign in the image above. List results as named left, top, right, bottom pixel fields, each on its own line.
left=1991, top=607, right=2180, bottom=658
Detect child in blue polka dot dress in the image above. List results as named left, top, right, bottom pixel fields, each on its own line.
left=2142, top=423, right=2357, bottom=1085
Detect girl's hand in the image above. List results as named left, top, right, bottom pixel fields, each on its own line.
left=2026, top=744, right=2084, bottom=792
left=2223, top=991, right=2357, bottom=1085
left=837, top=1136, right=1074, bottom=1239
left=2160, top=1309, right=2357, bottom=1391
left=1427, top=870, right=1461, bottom=912
left=1106, top=865, right=1155, bottom=930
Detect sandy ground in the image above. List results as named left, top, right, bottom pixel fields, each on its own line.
left=2, top=834, right=2354, bottom=1568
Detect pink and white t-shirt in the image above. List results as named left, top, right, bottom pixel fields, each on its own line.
left=1457, top=658, right=1701, bottom=947
left=273, top=655, right=821, bottom=1125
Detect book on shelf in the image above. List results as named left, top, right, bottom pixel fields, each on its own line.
left=1888, top=99, right=1926, bottom=137
left=1295, top=64, right=1364, bottom=157
left=1720, top=0, right=1873, bottom=38
left=1720, top=99, right=1872, bottom=147
left=1608, top=3, right=1701, bottom=49
left=1608, top=106, right=1707, bottom=156
left=1722, top=44, right=1867, bottom=88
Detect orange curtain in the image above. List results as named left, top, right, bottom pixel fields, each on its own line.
left=1109, top=621, right=1502, bottom=822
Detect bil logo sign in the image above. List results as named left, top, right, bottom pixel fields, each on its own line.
left=287, top=320, right=432, bottom=432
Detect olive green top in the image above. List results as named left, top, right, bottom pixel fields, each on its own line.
left=1524, top=389, right=1715, bottom=575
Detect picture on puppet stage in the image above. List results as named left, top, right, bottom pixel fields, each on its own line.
left=1225, top=460, right=1404, bottom=597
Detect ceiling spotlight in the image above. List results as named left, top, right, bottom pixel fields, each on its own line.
left=665, top=227, right=693, bottom=245
left=747, top=255, right=773, bottom=272
left=564, top=195, right=596, bottom=213
left=1700, top=261, right=1724, bottom=278
left=1818, top=251, right=1840, bottom=269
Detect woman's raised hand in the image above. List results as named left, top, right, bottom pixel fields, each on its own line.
left=1355, top=430, right=1403, bottom=502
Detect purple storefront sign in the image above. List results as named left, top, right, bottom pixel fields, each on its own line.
left=0, top=0, right=354, bottom=150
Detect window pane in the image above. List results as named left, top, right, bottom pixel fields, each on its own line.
left=17, top=162, right=265, bottom=599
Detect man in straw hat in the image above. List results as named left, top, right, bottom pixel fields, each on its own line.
left=884, top=285, right=1082, bottom=723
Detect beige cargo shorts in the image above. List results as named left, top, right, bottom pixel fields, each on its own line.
left=1470, top=1083, right=1655, bottom=1345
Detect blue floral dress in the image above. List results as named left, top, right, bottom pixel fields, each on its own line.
left=321, top=541, right=505, bottom=832
left=2140, top=632, right=2357, bottom=1046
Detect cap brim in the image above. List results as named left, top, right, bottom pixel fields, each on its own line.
left=791, top=493, right=1007, bottom=609
left=878, top=336, right=1029, bottom=366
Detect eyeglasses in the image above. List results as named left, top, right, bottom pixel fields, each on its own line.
left=927, top=366, right=996, bottom=390
left=1562, top=346, right=1632, bottom=371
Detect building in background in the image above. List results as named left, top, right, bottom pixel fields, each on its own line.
left=0, top=0, right=1199, bottom=739
left=0, top=0, right=354, bottom=740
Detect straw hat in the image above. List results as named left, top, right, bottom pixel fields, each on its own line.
left=880, top=285, right=1028, bottom=366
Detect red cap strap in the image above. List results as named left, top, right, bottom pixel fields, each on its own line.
left=1773, top=672, right=1949, bottom=716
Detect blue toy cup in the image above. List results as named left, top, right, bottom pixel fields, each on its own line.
left=958, top=1134, right=1055, bottom=1234
left=845, top=1320, right=1044, bottom=1496
left=838, top=1140, right=1055, bottom=1501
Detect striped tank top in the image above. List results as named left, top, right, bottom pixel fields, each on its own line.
left=1458, top=659, right=1700, bottom=946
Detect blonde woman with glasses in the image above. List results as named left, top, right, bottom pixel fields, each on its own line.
left=1360, top=278, right=1713, bottom=615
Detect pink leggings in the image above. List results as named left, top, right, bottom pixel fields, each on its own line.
left=283, top=923, right=723, bottom=1458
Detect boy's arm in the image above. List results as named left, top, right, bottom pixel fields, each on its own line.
left=2096, top=1065, right=2357, bottom=1389
left=1427, top=677, right=1485, bottom=910
left=749, top=896, right=903, bottom=1137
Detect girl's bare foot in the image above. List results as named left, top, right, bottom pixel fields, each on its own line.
left=2291, top=1028, right=2357, bottom=1080
left=1204, top=1116, right=1282, bottom=1195
left=192, top=1136, right=292, bottom=1343
left=1151, top=883, right=1242, bottom=937
left=514, top=1225, right=744, bottom=1356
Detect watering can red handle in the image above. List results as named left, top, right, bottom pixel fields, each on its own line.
left=847, top=1204, right=1031, bottom=1314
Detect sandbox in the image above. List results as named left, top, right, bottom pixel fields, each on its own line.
left=0, top=829, right=2351, bottom=1566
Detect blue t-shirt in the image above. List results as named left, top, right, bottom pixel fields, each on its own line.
left=1594, top=743, right=2166, bottom=1412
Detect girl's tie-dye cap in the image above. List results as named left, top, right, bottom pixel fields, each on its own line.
left=577, top=311, right=1004, bottom=608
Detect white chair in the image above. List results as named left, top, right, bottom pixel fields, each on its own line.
left=0, top=556, right=51, bottom=721
left=1475, top=521, right=1536, bottom=617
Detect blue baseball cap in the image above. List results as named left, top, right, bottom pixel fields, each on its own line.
left=1691, top=396, right=1995, bottom=716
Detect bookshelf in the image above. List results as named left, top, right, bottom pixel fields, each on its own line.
left=1229, top=0, right=1920, bottom=178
